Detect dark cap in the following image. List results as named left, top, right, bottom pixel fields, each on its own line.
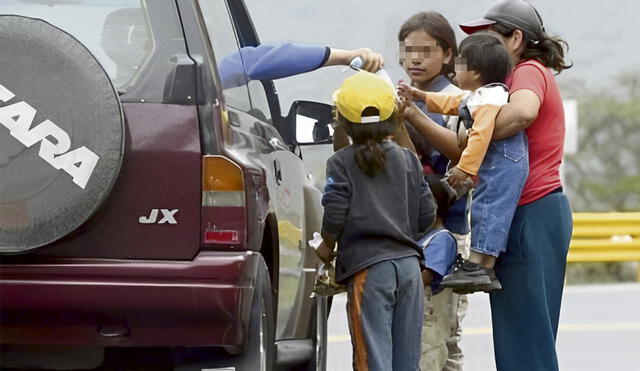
left=460, top=0, right=545, bottom=42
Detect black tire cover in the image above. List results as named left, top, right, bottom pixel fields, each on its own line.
left=0, top=16, right=124, bottom=254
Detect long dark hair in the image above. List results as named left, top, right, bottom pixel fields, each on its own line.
left=336, top=107, right=399, bottom=177
left=492, top=23, right=572, bottom=74
left=398, top=11, right=458, bottom=80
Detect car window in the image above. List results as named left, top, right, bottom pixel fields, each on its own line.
left=248, top=81, right=272, bottom=123
left=197, top=0, right=251, bottom=112
left=2, top=0, right=153, bottom=91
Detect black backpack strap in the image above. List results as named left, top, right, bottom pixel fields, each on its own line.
left=458, top=96, right=473, bottom=130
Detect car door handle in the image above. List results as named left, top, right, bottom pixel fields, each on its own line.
left=273, top=159, right=283, bottom=185
left=227, top=110, right=241, bottom=127
left=268, top=137, right=289, bottom=151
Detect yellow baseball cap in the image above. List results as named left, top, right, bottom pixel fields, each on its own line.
left=333, top=71, right=396, bottom=124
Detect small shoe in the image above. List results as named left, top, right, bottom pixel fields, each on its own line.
left=453, top=271, right=502, bottom=294
left=440, top=255, right=495, bottom=293
left=481, top=269, right=502, bottom=292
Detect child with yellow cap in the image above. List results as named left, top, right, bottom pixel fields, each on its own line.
left=315, top=71, right=436, bottom=371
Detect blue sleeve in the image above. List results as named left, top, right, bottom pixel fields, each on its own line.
left=218, top=42, right=330, bottom=89
left=241, top=43, right=330, bottom=80
left=218, top=50, right=250, bottom=90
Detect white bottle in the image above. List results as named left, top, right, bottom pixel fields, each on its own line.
left=349, top=57, right=398, bottom=99
left=308, top=231, right=323, bottom=249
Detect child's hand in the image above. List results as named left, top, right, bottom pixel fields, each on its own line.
left=399, top=96, right=422, bottom=122
left=421, top=270, right=434, bottom=287
left=397, top=81, right=426, bottom=102
left=446, top=167, right=472, bottom=189
left=315, top=241, right=336, bottom=265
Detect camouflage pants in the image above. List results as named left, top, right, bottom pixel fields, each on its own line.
left=421, top=233, right=470, bottom=371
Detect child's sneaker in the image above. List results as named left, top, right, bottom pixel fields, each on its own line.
left=440, top=255, right=502, bottom=293
left=452, top=270, right=502, bottom=294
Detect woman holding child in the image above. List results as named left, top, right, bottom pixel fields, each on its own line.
left=399, top=0, right=573, bottom=370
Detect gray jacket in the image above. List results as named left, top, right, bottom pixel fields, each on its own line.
left=321, top=140, right=436, bottom=283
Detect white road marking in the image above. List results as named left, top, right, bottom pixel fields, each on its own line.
left=328, top=321, right=640, bottom=342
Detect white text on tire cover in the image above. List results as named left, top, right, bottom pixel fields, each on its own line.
left=0, top=83, right=99, bottom=189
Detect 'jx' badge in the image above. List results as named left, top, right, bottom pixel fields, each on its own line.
left=139, top=209, right=178, bottom=224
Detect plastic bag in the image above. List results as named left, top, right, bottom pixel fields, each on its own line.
left=309, top=232, right=346, bottom=297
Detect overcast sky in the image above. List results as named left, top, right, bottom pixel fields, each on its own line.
left=244, top=0, right=639, bottom=113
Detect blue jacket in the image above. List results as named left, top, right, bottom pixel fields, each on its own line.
left=218, top=42, right=330, bottom=89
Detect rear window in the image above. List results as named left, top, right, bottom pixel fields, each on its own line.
left=2, top=0, right=153, bottom=90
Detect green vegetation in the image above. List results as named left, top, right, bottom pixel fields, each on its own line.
left=564, top=71, right=640, bottom=212
left=563, top=71, right=640, bottom=284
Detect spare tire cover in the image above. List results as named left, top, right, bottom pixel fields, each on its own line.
left=0, top=16, right=124, bottom=254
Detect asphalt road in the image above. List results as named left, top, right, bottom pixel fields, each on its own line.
left=327, top=283, right=640, bottom=371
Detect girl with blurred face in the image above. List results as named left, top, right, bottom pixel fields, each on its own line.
left=398, top=12, right=470, bottom=371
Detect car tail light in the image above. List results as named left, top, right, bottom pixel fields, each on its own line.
left=204, top=230, right=239, bottom=243
left=201, top=156, right=245, bottom=246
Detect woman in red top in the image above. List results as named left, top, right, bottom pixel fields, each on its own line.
left=463, top=1, right=573, bottom=370
left=400, top=1, right=573, bottom=370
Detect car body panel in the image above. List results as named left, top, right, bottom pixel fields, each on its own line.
left=0, top=251, right=258, bottom=347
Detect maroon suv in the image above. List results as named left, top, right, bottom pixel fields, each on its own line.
left=0, top=1, right=333, bottom=369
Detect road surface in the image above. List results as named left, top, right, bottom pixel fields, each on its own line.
left=327, top=283, right=640, bottom=370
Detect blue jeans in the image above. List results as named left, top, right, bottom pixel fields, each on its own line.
left=346, top=256, right=423, bottom=371
left=471, top=132, right=529, bottom=257
left=490, top=191, right=573, bottom=371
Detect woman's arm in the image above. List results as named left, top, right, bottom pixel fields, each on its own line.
left=493, top=89, right=541, bottom=140
left=322, top=48, right=384, bottom=72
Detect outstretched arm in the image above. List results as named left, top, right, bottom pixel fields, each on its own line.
left=400, top=99, right=461, bottom=163
left=322, top=48, right=384, bottom=72
left=397, top=83, right=464, bottom=115
left=425, top=92, right=465, bottom=116
left=219, top=43, right=385, bottom=89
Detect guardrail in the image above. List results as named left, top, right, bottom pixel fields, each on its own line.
left=568, top=212, right=640, bottom=280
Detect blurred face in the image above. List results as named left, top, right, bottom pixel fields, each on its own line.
left=400, top=29, right=452, bottom=88
left=454, top=57, right=482, bottom=90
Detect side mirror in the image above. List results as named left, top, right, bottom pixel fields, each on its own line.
left=286, top=101, right=334, bottom=145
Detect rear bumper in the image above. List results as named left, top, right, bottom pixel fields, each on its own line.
left=0, top=251, right=259, bottom=347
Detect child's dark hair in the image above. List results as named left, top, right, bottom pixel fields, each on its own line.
left=492, top=23, right=572, bottom=74
left=398, top=11, right=458, bottom=80
left=336, top=107, right=399, bottom=177
left=425, top=174, right=451, bottom=220
left=459, top=33, right=513, bottom=85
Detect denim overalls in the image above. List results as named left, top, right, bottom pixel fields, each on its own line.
left=459, top=84, right=529, bottom=257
